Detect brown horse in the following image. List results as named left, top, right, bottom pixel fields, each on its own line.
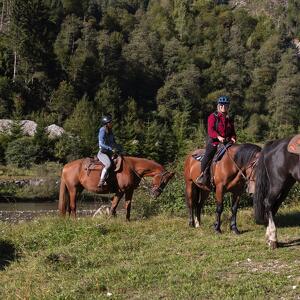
left=58, top=156, right=174, bottom=220
left=184, top=143, right=261, bottom=234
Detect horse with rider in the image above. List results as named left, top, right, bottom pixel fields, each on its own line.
left=59, top=114, right=174, bottom=220
left=184, top=96, right=261, bottom=233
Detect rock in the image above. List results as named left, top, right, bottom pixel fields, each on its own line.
left=0, top=119, right=13, bottom=133
left=0, top=119, right=65, bottom=138
left=45, top=124, right=65, bottom=139
left=20, top=120, right=37, bottom=136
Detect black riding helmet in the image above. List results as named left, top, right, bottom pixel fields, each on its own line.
left=101, top=115, right=112, bottom=126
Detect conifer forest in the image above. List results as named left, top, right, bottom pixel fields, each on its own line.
left=1, top=0, right=300, bottom=165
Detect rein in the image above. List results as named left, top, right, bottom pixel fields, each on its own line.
left=122, top=157, right=169, bottom=194
left=223, top=144, right=259, bottom=184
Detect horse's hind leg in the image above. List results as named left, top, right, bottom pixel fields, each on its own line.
left=196, top=189, right=209, bottom=227
left=68, top=187, right=77, bottom=218
left=266, top=210, right=277, bottom=249
left=265, top=181, right=294, bottom=249
left=185, top=180, right=195, bottom=227
left=192, top=185, right=201, bottom=227
left=230, top=193, right=240, bottom=235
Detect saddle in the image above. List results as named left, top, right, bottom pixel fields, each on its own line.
left=192, top=142, right=233, bottom=190
left=84, top=155, right=123, bottom=176
left=287, top=134, right=300, bottom=154
left=192, top=142, right=233, bottom=163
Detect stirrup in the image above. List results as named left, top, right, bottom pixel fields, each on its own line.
left=197, top=183, right=211, bottom=192
left=97, top=181, right=107, bottom=188
left=196, top=172, right=206, bottom=185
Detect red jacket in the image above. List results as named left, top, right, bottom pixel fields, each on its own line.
left=207, top=112, right=236, bottom=146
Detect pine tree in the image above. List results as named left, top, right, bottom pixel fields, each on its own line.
left=122, top=97, right=141, bottom=156
left=141, top=119, right=160, bottom=161
left=49, top=81, right=77, bottom=125
left=54, top=14, right=82, bottom=72
left=64, top=95, right=98, bottom=155
left=268, top=49, right=300, bottom=138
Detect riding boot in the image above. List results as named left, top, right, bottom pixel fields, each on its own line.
left=98, top=168, right=108, bottom=188
left=196, top=169, right=211, bottom=191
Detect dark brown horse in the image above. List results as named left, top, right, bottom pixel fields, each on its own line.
left=184, top=143, right=261, bottom=233
left=254, top=136, right=300, bottom=249
left=58, top=156, right=174, bottom=220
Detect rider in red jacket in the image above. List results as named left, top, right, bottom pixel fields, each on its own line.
left=196, top=96, right=236, bottom=190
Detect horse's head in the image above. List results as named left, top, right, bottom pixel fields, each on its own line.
left=150, top=171, right=175, bottom=198
left=245, top=152, right=261, bottom=195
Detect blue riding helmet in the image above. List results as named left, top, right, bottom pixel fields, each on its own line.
left=217, top=96, right=230, bottom=105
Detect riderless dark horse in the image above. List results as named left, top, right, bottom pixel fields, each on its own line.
left=184, top=143, right=261, bottom=234
left=254, top=135, right=300, bottom=249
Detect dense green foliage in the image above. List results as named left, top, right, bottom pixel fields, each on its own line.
left=1, top=0, right=300, bottom=164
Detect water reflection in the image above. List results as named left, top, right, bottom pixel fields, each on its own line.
left=0, top=200, right=112, bottom=222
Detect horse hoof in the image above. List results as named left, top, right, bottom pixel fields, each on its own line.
left=231, top=226, right=241, bottom=235
left=189, top=222, right=195, bottom=228
left=269, top=240, right=278, bottom=249
left=214, top=227, right=222, bottom=234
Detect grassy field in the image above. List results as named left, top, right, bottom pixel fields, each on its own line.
left=0, top=206, right=299, bottom=299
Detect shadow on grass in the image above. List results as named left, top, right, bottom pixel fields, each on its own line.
left=0, top=240, right=18, bottom=270
left=278, top=238, right=300, bottom=248
left=276, top=211, right=300, bottom=228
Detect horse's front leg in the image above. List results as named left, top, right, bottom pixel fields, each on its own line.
left=124, top=189, right=134, bottom=221
left=230, top=193, right=240, bottom=235
left=110, top=191, right=124, bottom=217
left=214, top=184, right=224, bottom=233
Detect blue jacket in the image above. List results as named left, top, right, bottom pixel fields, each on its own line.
left=98, top=126, right=116, bottom=153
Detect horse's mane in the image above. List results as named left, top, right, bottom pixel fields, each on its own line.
left=234, top=143, right=261, bottom=168
left=123, top=156, right=164, bottom=170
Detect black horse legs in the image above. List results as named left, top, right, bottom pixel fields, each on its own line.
left=214, top=203, right=223, bottom=233
left=230, top=194, right=240, bottom=234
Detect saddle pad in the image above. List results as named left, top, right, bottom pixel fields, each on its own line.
left=192, top=153, right=205, bottom=161
left=191, top=149, right=205, bottom=162
left=213, top=142, right=233, bottom=162
left=84, top=157, right=104, bottom=175
left=287, top=134, right=300, bottom=154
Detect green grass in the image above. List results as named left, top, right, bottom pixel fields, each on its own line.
left=0, top=162, right=62, bottom=180
left=0, top=206, right=300, bottom=299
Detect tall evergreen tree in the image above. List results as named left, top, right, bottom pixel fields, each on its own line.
left=64, top=95, right=98, bottom=154
left=121, top=97, right=141, bottom=156
left=268, top=49, right=300, bottom=138
left=49, top=80, right=77, bottom=125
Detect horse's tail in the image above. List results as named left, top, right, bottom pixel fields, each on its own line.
left=253, top=152, right=268, bottom=225
left=58, top=175, right=68, bottom=216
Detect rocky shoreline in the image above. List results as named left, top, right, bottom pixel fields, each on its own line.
left=0, top=209, right=102, bottom=223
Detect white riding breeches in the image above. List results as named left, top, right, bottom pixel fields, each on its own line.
left=97, top=151, right=111, bottom=181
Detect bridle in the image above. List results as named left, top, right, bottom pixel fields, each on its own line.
left=150, top=170, right=169, bottom=195
left=223, top=145, right=260, bottom=185
left=123, top=157, right=169, bottom=195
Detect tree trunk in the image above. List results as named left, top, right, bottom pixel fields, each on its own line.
left=13, top=50, right=17, bottom=82
left=0, top=0, right=5, bottom=32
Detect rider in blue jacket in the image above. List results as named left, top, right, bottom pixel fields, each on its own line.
left=97, top=115, right=117, bottom=188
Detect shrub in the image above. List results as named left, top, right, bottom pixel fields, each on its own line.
left=5, top=137, right=39, bottom=168
left=54, top=134, right=88, bottom=162
left=0, top=134, right=10, bottom=164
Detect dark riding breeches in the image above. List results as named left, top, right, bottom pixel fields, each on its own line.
left=201, top=143, right=217, bottom=173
